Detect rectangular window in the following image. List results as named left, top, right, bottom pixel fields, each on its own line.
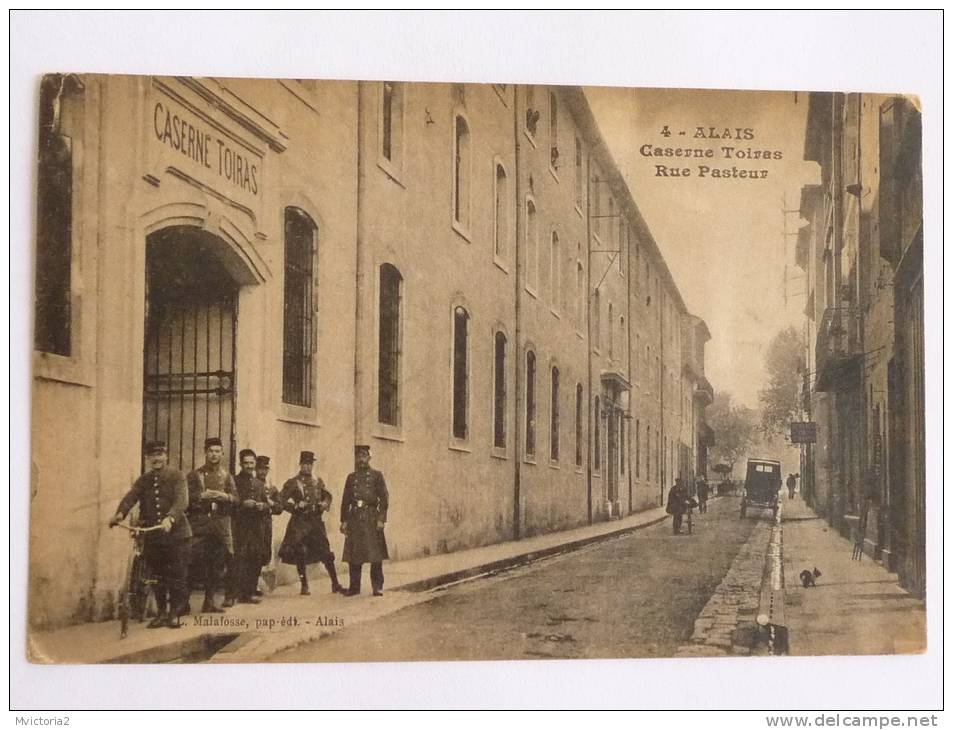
left=452, top=306, right=469, bottom=439
left=550, top=367, right=560, bottom=461
left=494, top=332, right=507, bottom=448
left=576, top=261, right=584, bottom=329
left=525, top=351, right=537, bottom=456
left=35, top=74, right=80, bottom=356
left=282, top=209, right=317, bottom=407
left=549, top=91, right=559, bottom=171
left=378, top=264, right=402, bottom=426
left=525, top=86, right=538, bottom=139
left=550, top=232, right=560, bottom=311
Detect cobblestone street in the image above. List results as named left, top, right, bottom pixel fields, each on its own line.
left=268, top=496, right=767, bottom=663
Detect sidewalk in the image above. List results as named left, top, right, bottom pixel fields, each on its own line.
left=780, top=495, right=926, bottom=656
left=29, top=504, right=668, bottom=664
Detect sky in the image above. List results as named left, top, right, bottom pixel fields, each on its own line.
left=586, top=86, right=819, bottom=408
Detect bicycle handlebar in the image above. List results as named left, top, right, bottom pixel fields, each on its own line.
left=115, top=522, right=166, bottom=534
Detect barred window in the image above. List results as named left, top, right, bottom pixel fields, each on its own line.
left=452, top=306, right=470, bottom=439
left=378, top=264, right=402, bottom=426
left=282, top=208, right=317, bottom=407
left=35, top=74, right=82, bottom=356
left=550, top=366, right=560, bottom=461
left=494, top=331, right=507, bottom=448
left=575, top=384, right=583, bottom=467
left=525, top=350, right=537, bottom=456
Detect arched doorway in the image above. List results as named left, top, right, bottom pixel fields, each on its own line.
left=142, top=226, right=239, bottom=472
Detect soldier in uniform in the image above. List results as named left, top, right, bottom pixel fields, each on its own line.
left=340, top=444, right=389, bottom=597
left=232, top=448, right=269, bottom=604
left=186, top=437, right=238, bottom=612
left=254, top=454, right=284, bottom=597
left=277, top=451, right=343, bottom=595
left=109, top=440, right=192, bottom=628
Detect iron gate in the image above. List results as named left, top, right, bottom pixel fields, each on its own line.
left=142, top=227, right=238, bottom=473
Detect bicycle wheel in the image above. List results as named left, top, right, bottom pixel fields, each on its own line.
left=128, top=554, right=149, bottom=622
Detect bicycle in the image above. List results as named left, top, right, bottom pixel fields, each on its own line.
left=115, top=522, right=163, bottom=639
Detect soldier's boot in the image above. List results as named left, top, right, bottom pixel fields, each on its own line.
left=299, top=574, right=310, bottom=596
left=324, top=559, right=344, bottom=594
left=201, top=592, right=225, bottom=614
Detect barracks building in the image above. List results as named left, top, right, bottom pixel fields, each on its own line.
left=30, top=75, right=712, bottom=628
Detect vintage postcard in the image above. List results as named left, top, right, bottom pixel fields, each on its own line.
left=27, top=73, right=925, bottom=666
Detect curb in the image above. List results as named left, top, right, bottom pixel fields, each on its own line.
left=397, top=512, right=670, bottom=593
left=91, top=508, right=671, bottom=663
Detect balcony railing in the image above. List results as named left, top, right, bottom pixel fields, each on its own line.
left=815, top=306, right=861, bottom=391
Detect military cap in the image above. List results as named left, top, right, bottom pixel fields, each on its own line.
left=354, top=444, right=371, bottom=455
left=256, top=455, right=271, bottom=468
left=204, top=437, right=223, bottom=449
left=299, top=450, right=316, bottom=464
left=144, top=440, right=167, bottom=454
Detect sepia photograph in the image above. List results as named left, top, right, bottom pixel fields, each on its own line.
left=11, top=9, right=942, bottom=715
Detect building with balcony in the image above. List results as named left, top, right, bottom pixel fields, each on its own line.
left=798, top=91, right=923, bottom=596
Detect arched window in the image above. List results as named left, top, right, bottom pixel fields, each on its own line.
left=575, top=384, right=584, bottom=467
left=35, top=74, right=83, bottom=356
left=453, top=115, right=471, bottom=230
left=283, top=207, right=317, bottom=407
left=576, top=257, right=584, bottom=330
left=594, top=395, right=602, bottom=471
left=452, top=305, right=470, bottom=439
left=525, top=350, right=537, bottom=456
left=494, top=163, right=508, bottom=259
left=550, top=366, right=560, bottom=461
left=550, top=231, right=560, bottom=311
left=525, top=198, right=538, bottom=292
left=593, top=288, right=601, bottom=350
left=381, top=81, right=403, bottom=167
left=378, top=264, right=402, bottom=426
left=493, top=331, right=507, bottom=448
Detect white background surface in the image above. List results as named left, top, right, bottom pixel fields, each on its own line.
left=7, top=9, right=944, bottom=716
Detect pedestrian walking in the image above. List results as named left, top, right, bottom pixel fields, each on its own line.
left=109, top=440, right=192, bottom=628
left=696, top=476, right=709, bottom=513
left=232, top=449, right=269, bottom=604
left=186, top=437, right=238, bottom=612
left=340, top=444, right=389, bottom=597
left=666, top=478, right=688, bottom=535
left=254, top=454, right=284, bottom=596
left=787, top=473, right=798, bottom=500
left=277, top=451, right=343, bottom=595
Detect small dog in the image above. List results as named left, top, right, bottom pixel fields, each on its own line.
left=799, top=567, right=822, bottom=587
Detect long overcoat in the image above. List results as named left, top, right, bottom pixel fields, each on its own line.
left=277, top=475, right=334, bottom=565
left=340, top=468, right=389, bottom=565
left=233, top=472, right=270, bottom=566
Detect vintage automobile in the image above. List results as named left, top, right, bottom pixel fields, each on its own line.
left=740, top=458, right=782, bottom=519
